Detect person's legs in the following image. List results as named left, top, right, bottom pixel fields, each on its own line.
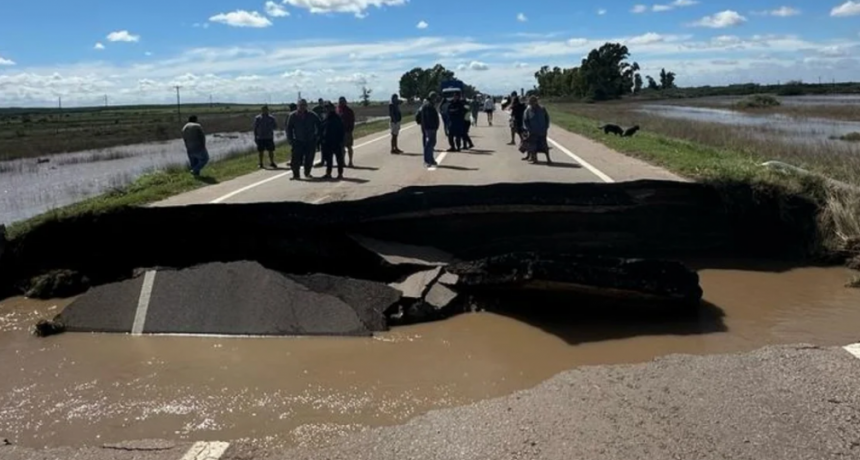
left=190, top=149, right=209, bottom=176
left=423, top=129, right=437, bottom=166
left=290, top=143, right=303, bottom=179
left=302, top=143, right=315, bottom=177
left=345, top=132, right=354, bottom=167
left=267, top=140, right=277, bottom=167
left=322, top=145, right=334, bottom=178
left=187, top=151, right=197, bottom=173
left=256, top=142, right=265, bottom=168
left=335, top=145, right=345, bottom=178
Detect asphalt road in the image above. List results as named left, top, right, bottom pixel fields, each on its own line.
left=153, top=107, right=682, bottom=208
left=10, top=108, right=857, bottom=460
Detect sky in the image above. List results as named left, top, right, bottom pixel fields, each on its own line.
left=1, top=0, right=859, bottom=107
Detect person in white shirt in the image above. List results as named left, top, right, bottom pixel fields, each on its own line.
left=482, top=96, right=496, bottom=126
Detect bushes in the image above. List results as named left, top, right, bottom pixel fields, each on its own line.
left=734, top=94, right=781, bottom=109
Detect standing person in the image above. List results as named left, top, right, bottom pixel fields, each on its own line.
left=253, top=105, right=278, bottom=169
left=462, top=110, right=475, bottom=150
left=320, top=102, right=346, bottom=180
left=470, top=94, right=481, bottom=126
left=440, top=97, right=451, bottom=142
left=508, top=95, right=527, bottom=146
left=446, top=92, right=467, bottom=152
left=313, top=98, right=326, bottom=117
left=388, top=94, right=404, bottom=154
left=285, top=99, right=321, bottom=180
left=483, top=95, right=496, bottom=126
left=181, top=115, right=209, bottom=177
left=418, top=92, right=440, bottom=167
left=523, top=96, right=552, bottom=164
left=336, top=96, right=356, bottom=167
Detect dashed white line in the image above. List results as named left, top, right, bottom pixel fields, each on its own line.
left=428, top=149, right=449, bottom=171
left=179, top=441, right=230, bottom=460
left=131, top=270, right=157, bottom=335
left=209, top=124, right=416, bottom=204
left=843, top=343, right=860, bottom=360
left=547, top=136, right=614, bottom=183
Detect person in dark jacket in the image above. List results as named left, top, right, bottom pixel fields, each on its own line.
left=388, top=94, right=404, bottom=154
left=419, top=92, right=440, bottom=167
left=336, top=96, right=356, bottom=167
left=446, top=92, right=467, bottom=152
left=523, top=96, right=552, bottom=164
left=320, top=102, right=346, bottom=180
left=508, top=95, right=527, bottom=147
left=285, top=99, right=321, bottom=180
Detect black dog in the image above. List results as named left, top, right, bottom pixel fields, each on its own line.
left=599, top=124, right=624, bottom=136
left=622, top=125, right=640, bottom=137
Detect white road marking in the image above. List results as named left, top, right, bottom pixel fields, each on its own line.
left=209, top=124, right=416, bottom=204
left=843, top=343, right=860, bottom=360
left=310, top=195, right=330, bottom=204
left=131, top=270, right=157, bottom=336
left=546, top=136, right=615, bottom=183
left=179, top=441, right=230, bottom=460
left=428, top=150, right=449, bottom=171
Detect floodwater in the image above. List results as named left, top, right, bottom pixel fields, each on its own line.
left=0, top=131, right=285, bottom=226
left=637, top=104, right=860, bottom=142
left=683, top=94, right=860, bottom=107
left=2, top=263, right=860, bottom=449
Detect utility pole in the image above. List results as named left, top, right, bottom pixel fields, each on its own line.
left=209, top=94, right=213, bottom=108
left=174, top=86, right=182, bottom=124
left=104, top=95, right=108, bottom=107
left=58, top=96, right=62, bottom=110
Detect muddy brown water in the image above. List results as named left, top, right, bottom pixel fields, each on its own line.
left=1, top=263, right=859, bottom=450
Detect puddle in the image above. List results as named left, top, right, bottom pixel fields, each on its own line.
left=637, top=104, right=860, bottom=142
left=1, top=264, right=859, bottom=449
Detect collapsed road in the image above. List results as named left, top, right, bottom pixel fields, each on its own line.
left=0, top=179, right=825, bottom=336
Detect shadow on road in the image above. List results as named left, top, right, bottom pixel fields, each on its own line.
left=463, top=149, right=495, bottom=155
left=436, top=165, right=480, bottom=171
left=486, top=291, right=727, bottom=346
left=338, top=177, right=371, bottom=184
left=398, top=153, right=423, bottom=157
left=544, top=161, right=583, bottom=169
left=194, top=176, right=219, bottom=185
left=350, top=165, right=380, bottom=171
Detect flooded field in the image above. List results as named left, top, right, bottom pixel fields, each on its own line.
left=0, top=131, right=281, bottom=225
left=2, top=262, right=860, bottom=450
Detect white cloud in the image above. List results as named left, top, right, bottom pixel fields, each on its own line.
left=283, top=0, right=407, bottom=18
left=673, top=0, right=699, bottom=6
left=690, top=10, right=747, bottom=28
left=567, top=38, right=589, bottom=46
left=192, top=23, right=211, bottom=29
left=210, top=10, right=273, bottom=28
left=597, top=9, right=607, bottom=15
left=417, top=20, right=428, bottom=29
left=515, top=62, right=530, bottom=68
left=831, top=1, right=860, bottom=16
left=627, top=32, right=666, bottom=45
left=326, top=72, right=377, bottom=85
left=753, top=6, right=801, bottom=17
left=265, top=1, right=290, bottom=17
left=653, top=5, right=673, bottom=12
left=106, top=30, right=140, bottom=42
left=94, top=42, right=105, bottom=50
left=469, top=61, right=489, bottom=71
left=145, top=51, right=153, bottom=56
left=631, top=4, right=647, bottom=13
left=649, top=0, right=699, bottom=12
left=517, top=13, right=527, bottom=22
left=0, top=56, right=15, bottom=66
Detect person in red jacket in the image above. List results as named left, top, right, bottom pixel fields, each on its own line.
left=336, top=96, right=356, bottom=168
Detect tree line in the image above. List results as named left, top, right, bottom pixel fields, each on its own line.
left=533, top=43, right=676, bottom=100
left=398, top=65, right=480, bottom=101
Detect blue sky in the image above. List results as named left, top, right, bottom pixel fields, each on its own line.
left=1, top=0, right=859, bottom=106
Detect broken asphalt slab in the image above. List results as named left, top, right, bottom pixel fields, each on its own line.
left=388, top=267, right=442, bottom=299
left=348, top=235, right=455, bottom=267
left=56, top=261, right=400, bottom=337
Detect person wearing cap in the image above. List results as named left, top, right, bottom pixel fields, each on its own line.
left=285, top=99, right=322, bottom=179
left=253, top=105, right=278, bottom=169
left=418, top=91, right=440, bottom=167
left=336, top=96, right=357, bottom=167
left=388, top=94, right=404, bottom=154
left=320, top=101, right=346, bottom=180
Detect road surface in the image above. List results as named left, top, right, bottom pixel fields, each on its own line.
left=7, top=108, right=859, bottom=460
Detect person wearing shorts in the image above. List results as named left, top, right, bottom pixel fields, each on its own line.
left=388, top=94, right=404, bottom=154
left=253, top=105, right=278, bottom=169
left=483, top=95, right=495, bottom=126
left=337, top=96, right=356, bottom=167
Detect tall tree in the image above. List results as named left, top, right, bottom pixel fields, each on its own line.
left=646, top=75, right=660, bottom=90
left=398, top=65, right=463, bottom=101
left=634, top=73, right=643, bottom=94
left=659, top=68, right=676, bottom=90
left=360, top=86, right=372, bottom=106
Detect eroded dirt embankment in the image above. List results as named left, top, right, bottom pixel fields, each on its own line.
left=0, top=180, right=822, bottom=314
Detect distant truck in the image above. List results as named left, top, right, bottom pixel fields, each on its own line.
left=440, top=79, right=465, bottom=101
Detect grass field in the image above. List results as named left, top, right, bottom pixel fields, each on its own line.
left=0, top=102, right=391, bottom=162
left=5, top=118, right=391, bottom=239
left=546, top=102, right=860, bottom=256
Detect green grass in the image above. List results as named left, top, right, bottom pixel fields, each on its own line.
left=6, top=119, right=391, bottom=240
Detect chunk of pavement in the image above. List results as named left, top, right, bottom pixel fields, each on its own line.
left=447, top=252, right=703, bottom=306
left=348, top=235, right=454, bottom=267
left=437, top=271, right=459, bottom=286
left=389, top=267, right=442, bottom=299
left=287, top=273, right=402, bottom=332
left=25, top=269, right=90, bottom=299
left=424, top=282, right=458, bottom=309
left=398, top=282, right=461, bottom=325
left=56, top=273, right=146, bottom=333
left=143, top=261, right=372, bottom=336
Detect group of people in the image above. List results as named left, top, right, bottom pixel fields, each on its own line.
left=180, top=90, right=552, bottom=179
left=415, top=91, right=552, bottom=167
